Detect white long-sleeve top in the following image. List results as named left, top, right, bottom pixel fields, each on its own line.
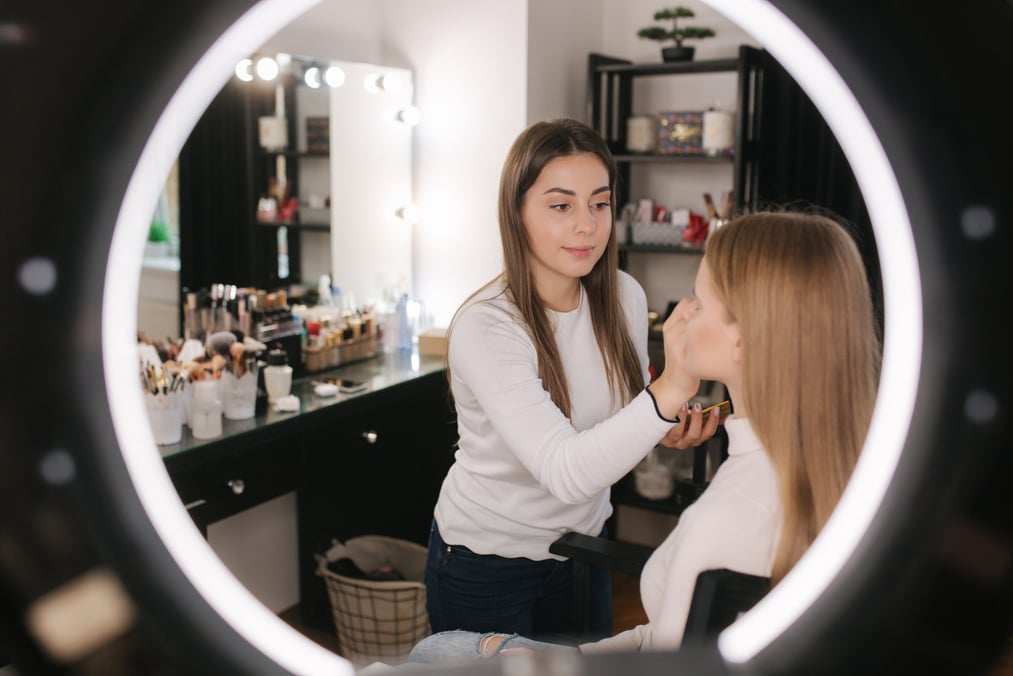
left=433, top=271, right=675, bottom=560
left=580, top=416, right=782, bottom=654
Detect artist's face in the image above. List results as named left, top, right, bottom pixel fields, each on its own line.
left=521, top=153, right=611, bottom=294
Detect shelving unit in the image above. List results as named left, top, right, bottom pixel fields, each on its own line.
left=587, top=46, right=764, bottom=216
left=588, top=46, right=765, bottom=283
left=250, top=78, right=337, bottom=287
left=586, top=48, right=765, bottom=532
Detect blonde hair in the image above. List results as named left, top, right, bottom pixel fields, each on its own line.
left=704, top=210, right=882, bottom=584
left=450, top=118, right=644, bottom=417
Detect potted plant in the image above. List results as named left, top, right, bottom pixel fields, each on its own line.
left=146, top=220, right=172, bottom=258
left=637, top=6, right=716, bottom=62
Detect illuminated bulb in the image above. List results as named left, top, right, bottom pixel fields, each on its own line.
left=397, top=106, right=422, bottom=127
left=324, top=65, right=345, bottom=88
left=395, top=204, right=421, bottom=224
left=255, top=56, right=279, bottom=81
left=235, top=58, right=253, bottom=82
left=378, top=73, right=401, bottom=92
left=303, top=66, right=321, bottom=89
left=275, top=52, right=292, bottom=68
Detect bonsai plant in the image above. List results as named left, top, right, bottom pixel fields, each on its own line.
left=637, top=6, right=716, bottom=62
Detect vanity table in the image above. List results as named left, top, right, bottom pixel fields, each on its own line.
left=161, top=351, right=458, bottom=631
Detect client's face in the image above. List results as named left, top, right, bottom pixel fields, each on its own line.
left=683, top=258, right=741, bottom=387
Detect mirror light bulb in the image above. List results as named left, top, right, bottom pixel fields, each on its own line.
left=397, top=106, right=422, bottom=127
left=235, top=58, right=253, bottom=82
left=324, top=65, right=345, bottom=88
left=395, top=204, right=421, bottom=224
left=303, top=66, right=321, bottom=89
left=255, top=56, right=279, bottom=81
left=378, top=73, right=401, bottom=92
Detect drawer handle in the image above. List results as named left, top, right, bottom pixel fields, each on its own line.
left=228, top=479, right=246, bottom=495
left=362, top=431, right=378, bottom=444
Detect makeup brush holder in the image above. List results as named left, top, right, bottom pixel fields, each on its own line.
left=221, top=365, right=259, bottom=420
left=145, top=391, right=183, bottom=445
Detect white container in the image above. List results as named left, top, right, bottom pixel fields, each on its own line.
left=703, top=109, right=734, bottom=156
left=190, top=380, right=222, bottom=439
left=221, top=366, right=258, bottom=420
left=626, top=116, right=658, bottom=152
left=634, top=447, right=675, bottom=500
left=145, top=391, right=183, bottom=446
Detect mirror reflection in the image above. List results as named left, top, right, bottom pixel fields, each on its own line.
left=131, top=0, right=879, bottom=666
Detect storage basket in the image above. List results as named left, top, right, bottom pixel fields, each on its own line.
left=315, top=535, right=430, bottom=664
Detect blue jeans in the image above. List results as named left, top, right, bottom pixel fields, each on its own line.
left=423, top=520, right=612, bottom=642
left=408, top=630, right=576, bottom=666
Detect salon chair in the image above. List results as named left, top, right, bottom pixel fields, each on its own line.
left=549, top=531, right=771, bottom=644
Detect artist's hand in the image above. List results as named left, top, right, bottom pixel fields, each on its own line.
left=657, top=401, right=722, bottom=449
left=647, top=298, right=701, bottom=420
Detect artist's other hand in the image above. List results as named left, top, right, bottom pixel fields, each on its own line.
left=657, top=401, right=722, bottom=449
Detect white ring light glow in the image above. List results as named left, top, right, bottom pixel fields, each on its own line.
left=99, top=0, right=920, bottom=673
left=700, top=0, right=922, bottom=664
left=101, top=0, right=352, bottom=673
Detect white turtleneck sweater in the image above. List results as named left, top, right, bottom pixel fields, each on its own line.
left=580, top=416, right=782, bottom=653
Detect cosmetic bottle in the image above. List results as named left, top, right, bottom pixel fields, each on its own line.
left=263, top=347, right=293, bottom=401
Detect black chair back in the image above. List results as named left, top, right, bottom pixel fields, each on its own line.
left=682, top=568, right=771, bottom=644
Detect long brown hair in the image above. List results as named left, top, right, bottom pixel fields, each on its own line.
left=704, top=210, right=882, bottom=584
left=450, top=118, right=644, bottom=417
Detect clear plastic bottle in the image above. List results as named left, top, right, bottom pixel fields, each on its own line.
left=396, top=293, right=413, bottom=351
left=263, top=348, right=293, bottom=401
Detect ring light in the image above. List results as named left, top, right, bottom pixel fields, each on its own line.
left=3, top=0, right=1010, bottom=674
left=701, top=0, right=921, bottom=662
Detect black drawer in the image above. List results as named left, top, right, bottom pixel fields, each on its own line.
left=170, top=437, right=299, bottom=532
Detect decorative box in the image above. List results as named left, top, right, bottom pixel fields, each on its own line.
left=656, top=111, right=704, bottom=155
left=306, top=116, right=330, bottom=153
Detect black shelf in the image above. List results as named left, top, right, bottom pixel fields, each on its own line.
left=611, top=472, right=707, bottom=516
left=596, top=57, right=740, bottom=77
left=613, top=152, right=733, bottom=163
left=256, top=149, right=329, bottom=159
left=256, top=221, right=330, bottom=231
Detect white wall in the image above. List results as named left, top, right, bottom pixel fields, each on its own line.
left=526, top=0, right=605, bottom=123
left=386, top=0, right=528, bottom=328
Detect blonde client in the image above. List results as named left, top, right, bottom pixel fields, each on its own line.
left=409, top=208, right=882, bottom=664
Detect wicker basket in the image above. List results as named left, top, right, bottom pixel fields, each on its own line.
left=315, top=536, right=430, bottom=664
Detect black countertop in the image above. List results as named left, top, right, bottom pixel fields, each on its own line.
left=159, top=350, right=448, bottom=464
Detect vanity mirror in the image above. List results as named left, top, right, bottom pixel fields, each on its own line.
left=138, top=42, right=414, bottom=341
left=3, top=0, right=1011, bottom=675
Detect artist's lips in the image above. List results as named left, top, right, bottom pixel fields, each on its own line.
left=563, top=246, right=594, bottom=258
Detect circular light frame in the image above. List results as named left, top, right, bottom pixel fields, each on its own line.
left=3, top=0, right=1009, bottom=673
